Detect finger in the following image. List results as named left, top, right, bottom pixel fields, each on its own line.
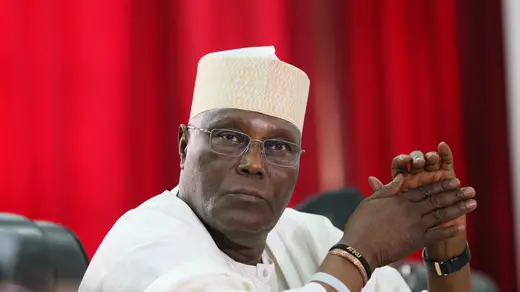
left=405, top=178, right=460, bottom=202
left=424, top=152, right=441, bottom=172
left=410, top=150, right=426, bottom=174
left=423, top=199, right=477, bottom=228
left=438, top=142, right=454, bottom=172
left=372, top=174, right=404, bottom=198
left=391, top=154, right=412, bottom=178
left=419, top=187, right=475, bottom=214
left=424, top=225, right=466, bottom=245
left=368, top=176, right=384, bottom=192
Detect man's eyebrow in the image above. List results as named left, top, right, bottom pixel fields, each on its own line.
left=205, top=116, right=243, bottom=129
left=265, top=128, right=300, bottom=144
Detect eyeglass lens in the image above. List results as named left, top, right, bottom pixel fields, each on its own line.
left=209, top=129, right=301, bottom=166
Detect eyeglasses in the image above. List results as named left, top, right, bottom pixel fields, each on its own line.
left=187, top=126, right=304, bottom=167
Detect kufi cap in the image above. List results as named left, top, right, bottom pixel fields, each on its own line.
left=189, top=46, right=310, bottom=131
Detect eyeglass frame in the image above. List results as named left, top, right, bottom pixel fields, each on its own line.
left=186, top=125, right=305, bottom=168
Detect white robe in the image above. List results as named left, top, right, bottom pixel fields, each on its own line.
left=79, top=187, right=413, bottom=292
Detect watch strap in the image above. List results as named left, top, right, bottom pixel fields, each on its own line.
left=422, top=242, right=471, bottom=276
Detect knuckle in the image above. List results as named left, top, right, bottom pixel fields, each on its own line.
left=440, top=179, right=451, bottom=192
left=419, top=186, right=431, bottom=200
left=377, top=185, right=392, bottom=197
left=456, top=189, right=465, bottom=199
left=433, top=209, right=444, bottom=224
left=380, top=185, right=391, bottom=194
left=388, top=182, right=401, bottom=194
left=429, top=194, right=441, bottom=209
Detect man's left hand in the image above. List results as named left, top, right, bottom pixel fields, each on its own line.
left=367, top=142, right=472, bottom=260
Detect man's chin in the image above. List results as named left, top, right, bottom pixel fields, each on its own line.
left=215, top=213, right=273, bottom=235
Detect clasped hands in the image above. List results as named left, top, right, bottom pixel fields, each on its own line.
left=341, top=142, right=477, bottom=271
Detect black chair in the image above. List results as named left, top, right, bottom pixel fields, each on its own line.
left=296, top=187, right=365, bottom=230
left=35, top=220, right=89, bottom=288
left=0, top=213, right=89, bottom=291
left=0, top=213, right=53, bottom=291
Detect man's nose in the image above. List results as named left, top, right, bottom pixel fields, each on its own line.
left=237, top=141, right=265, bottom=178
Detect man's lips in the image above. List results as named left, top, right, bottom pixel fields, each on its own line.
left=227, top=188, right=267, bottom=201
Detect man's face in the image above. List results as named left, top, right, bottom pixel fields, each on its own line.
left=178, top=108, right=301, bottom=237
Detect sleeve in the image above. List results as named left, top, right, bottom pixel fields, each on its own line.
left=145, top=271, right=328, bottom=292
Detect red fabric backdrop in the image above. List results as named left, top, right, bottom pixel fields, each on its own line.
left=0, top=0, right=515, bottom=290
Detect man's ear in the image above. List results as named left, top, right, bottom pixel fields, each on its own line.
left=178, top=124, right=189, bottom=169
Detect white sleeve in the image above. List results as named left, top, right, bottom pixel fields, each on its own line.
left=145, top=274, right=327, bottom=292
left=143, top=260, right=329, bottom=292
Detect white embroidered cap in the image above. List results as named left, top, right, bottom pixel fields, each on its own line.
left=189, top=46, right=310, bottom=131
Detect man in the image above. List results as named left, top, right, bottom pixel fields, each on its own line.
left=79, top=46, right=477, bottom=291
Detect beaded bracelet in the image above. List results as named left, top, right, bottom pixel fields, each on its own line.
left=329, top=248, right=368, bottom=285
left=329, top=244, right=372, bottom=284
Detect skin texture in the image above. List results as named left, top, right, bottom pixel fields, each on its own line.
left=178, top=108, right=301, bottom=264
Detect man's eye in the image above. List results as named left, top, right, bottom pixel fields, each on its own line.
left=216, top=132, right=243, bottom=143
left=222, top=134, right=239, bottom=142
left=267, top=141, right=292, bottom=152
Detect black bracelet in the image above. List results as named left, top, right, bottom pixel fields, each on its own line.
left=330, top=244, right=372, bottom=279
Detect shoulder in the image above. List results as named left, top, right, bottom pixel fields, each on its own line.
left=80, top=188, right=225, bottom=291
left=268, top=208, right=343, bottom=263
left=95, top=188, right=215, bottom=253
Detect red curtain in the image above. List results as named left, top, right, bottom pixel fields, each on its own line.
left=0, top=0, right=515, bottom=290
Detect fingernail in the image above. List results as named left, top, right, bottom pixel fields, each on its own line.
left=463, top=187, right=475, bottom=196
left=465, top=200, right=477, bottom=209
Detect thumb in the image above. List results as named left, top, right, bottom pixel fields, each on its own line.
left=368, top=176, right=384, bottom=192
left=372, top=174, right=404, bottom=198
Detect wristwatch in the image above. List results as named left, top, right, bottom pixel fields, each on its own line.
left=422, top=242, right=471, bottom=276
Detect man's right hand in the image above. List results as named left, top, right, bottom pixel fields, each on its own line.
left=341, top=175, right=477, bottom=271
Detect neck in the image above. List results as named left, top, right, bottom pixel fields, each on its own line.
left=177, top=184, right=269, bottom=265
